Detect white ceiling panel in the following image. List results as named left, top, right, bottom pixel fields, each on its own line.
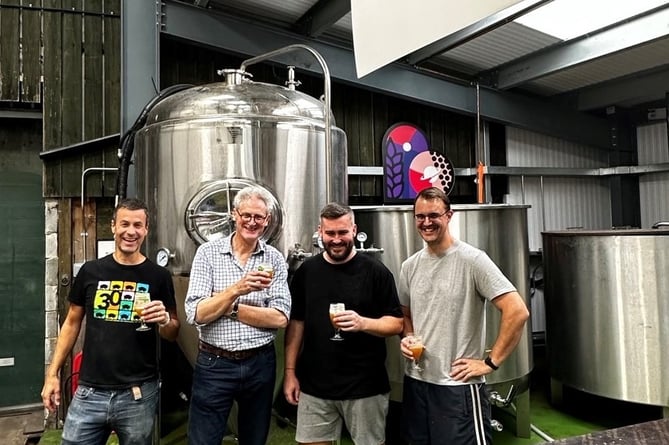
left=189, top=0, right=669, bottom=110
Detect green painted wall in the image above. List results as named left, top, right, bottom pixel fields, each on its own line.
left=0, top=170, right=45, bottom=407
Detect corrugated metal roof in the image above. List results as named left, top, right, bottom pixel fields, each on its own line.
left=191, top=0, right=669, bottom=111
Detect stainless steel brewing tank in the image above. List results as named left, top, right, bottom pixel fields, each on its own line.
left=134, top=77, right=347, bottom=365
left=542, top=229, right=669, bottom=406
left=134, top=80, right=347, bottom=273
left=353, top=205, right=533, bottom=397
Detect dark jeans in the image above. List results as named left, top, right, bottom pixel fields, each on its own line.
left=187, top=345, right=276, bottom=445
left=61, top=379, right=158, bottom=445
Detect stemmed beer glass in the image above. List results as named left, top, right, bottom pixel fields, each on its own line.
left=257, top=263, right=274, bottom=304
left=406, top=334, right=425, bottom=371
left=134, top=293, right=152, bottom=332
left=329, top=303, right=345, bottom=341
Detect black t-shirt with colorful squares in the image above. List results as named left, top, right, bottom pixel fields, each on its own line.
left=69, top=254, right=175, bottom=389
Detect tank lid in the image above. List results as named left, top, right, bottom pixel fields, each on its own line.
left=145, top=80, right=335, bottom=125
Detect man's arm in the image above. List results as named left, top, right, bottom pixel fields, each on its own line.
left=399, top=305, right=417, bottom=360
left=192, top=286, right=239, bottom=325
left=236, top=305, right=288, bottom=329
left=486, top=291, right=529, bottom=367
left=41, top=304, right=85, bottom=412
left=400, top=304, right=415, bottom=337
left=450, top=290, right=529, bottom=381
left=283, top=320, right=304, bottom=405
left=158, top=308, right=180, bottom=341
left=335, top=312, right=402, bottom=337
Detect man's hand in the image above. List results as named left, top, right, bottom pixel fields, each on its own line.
left=283, top=370, right=300, bottom=406
left=140, top=300, right=170, bottom=325
left=41, top=375, right=61, bottom=412
left=449, top=357, right=493, bottom=382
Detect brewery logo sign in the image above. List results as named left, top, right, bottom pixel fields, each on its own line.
left=383, top=123, right=454, bottom=202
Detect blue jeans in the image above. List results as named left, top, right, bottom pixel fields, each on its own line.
left=187, top=346, right=276, bottom=445
left=61, top=379, right=159, bottom=445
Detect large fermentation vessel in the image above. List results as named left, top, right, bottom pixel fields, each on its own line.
left=132, top=46, right=348, bottom=362
left=353, top=204, right=533, bottom=436
left=542, top=229, right=669, bottom=408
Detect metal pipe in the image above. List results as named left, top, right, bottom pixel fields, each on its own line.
left=509, top=402, right=555, bottom=442
left=475, top=83, right=484, bottom=203
left=652, top=221, right=669, bottom=228
left=80, top=167, right=119, bottom=261
left=477, top=161, right=485, bottom=204
left=240, top=44, right=333, bottom=201
left=540, top=175, right=546, bottom=232
left=531, top=423, right=555, bottom=442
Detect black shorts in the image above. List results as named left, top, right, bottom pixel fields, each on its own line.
left=401, top=376, right=492, bottom=445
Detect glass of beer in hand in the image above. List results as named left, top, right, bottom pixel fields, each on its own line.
left=134, top=293, right=152, bottom=332
left=329, top=303, right=345, bottom=341
left=406, top=334, right=425, bottom=371
left=257, top=263, right=275, bottom=279
left=257, top=263, right=274, bottom=302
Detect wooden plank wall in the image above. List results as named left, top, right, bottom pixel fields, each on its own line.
left=160, top=37, right=478, bottom=204
left=0, top=1, right=122, bottom=197
left=0, top=0, right=44, bottom=103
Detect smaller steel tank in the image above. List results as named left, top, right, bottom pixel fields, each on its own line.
left=542, top=229, right=669, bottom=408
left=353, top=204, right=533, bottom=436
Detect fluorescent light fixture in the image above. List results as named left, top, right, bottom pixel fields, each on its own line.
left=516, top=0, right=668, bottom=40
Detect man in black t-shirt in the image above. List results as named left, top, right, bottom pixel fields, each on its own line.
left=284, top=202, right=403, bottom=445
left=41, top=198, right=180, bottom=445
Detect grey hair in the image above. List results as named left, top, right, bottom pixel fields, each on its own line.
left=233, top=185, right=274, bottom=212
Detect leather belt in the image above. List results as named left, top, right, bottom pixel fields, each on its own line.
left=198, top=340, right=273, bottom=361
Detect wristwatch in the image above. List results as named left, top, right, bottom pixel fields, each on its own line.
left=484, top=356, right=499, bottom=371
left=229, top=300, right=240, bottom=320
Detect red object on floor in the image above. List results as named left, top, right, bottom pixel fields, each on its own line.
left=71, top=351, right=82, bottom=395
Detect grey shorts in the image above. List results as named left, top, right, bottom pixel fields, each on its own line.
left=296, top=391, right=389, bottom=445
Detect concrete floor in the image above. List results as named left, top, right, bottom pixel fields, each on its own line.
left=0, top=407, right=44, bottom=445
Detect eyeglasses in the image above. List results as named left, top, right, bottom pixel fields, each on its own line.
left=236, top=210, right=268, bottom=223
left=414, top=210, right=449, bottom=223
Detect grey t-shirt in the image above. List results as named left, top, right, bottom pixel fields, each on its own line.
left=398, top=239, right=516, bottom=385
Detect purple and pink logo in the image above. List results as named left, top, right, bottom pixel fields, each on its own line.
left=383, top=123, right=454, bottom=202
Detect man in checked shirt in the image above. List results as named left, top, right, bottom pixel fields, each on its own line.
left=185, top=185, right=291, bottom=445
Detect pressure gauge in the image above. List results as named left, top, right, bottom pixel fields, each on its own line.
left=356, top=232, right=368, bottom=243
left=156, top=248, right=173, bottom=267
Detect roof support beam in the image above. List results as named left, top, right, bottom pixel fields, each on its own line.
left=161, top=0, right=610, bottom=149
left=294, top=0, right=350, bottom=37
left=571, top=67, right=669, bottom=111
left=495, top=5, right=669, bottom=89
left=406, top=0, right=551, bottom=65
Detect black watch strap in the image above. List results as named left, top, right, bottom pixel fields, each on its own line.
left=484, top=356, right=499, bottom=371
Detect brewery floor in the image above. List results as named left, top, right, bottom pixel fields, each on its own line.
left=37, top=343, right=663, bottom=444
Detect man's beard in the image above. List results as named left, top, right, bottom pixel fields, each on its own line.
left=325, top=241, right=354, bottom=262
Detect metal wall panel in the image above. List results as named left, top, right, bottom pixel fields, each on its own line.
left=506, top=127, right=611, bottom=251
left=505, top=127, right=612, bottom=335
left=637, top=123, right=669, bottom=227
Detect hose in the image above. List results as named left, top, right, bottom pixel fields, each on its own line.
left=116, top=83, right=193, bottom=198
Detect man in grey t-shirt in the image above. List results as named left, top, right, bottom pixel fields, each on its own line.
left=398, top=187, right=529, bottom=445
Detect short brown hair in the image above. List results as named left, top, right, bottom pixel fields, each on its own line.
left=320, top=202, right=354, bottom=222
left=414, top=187, right=451, bottom=211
